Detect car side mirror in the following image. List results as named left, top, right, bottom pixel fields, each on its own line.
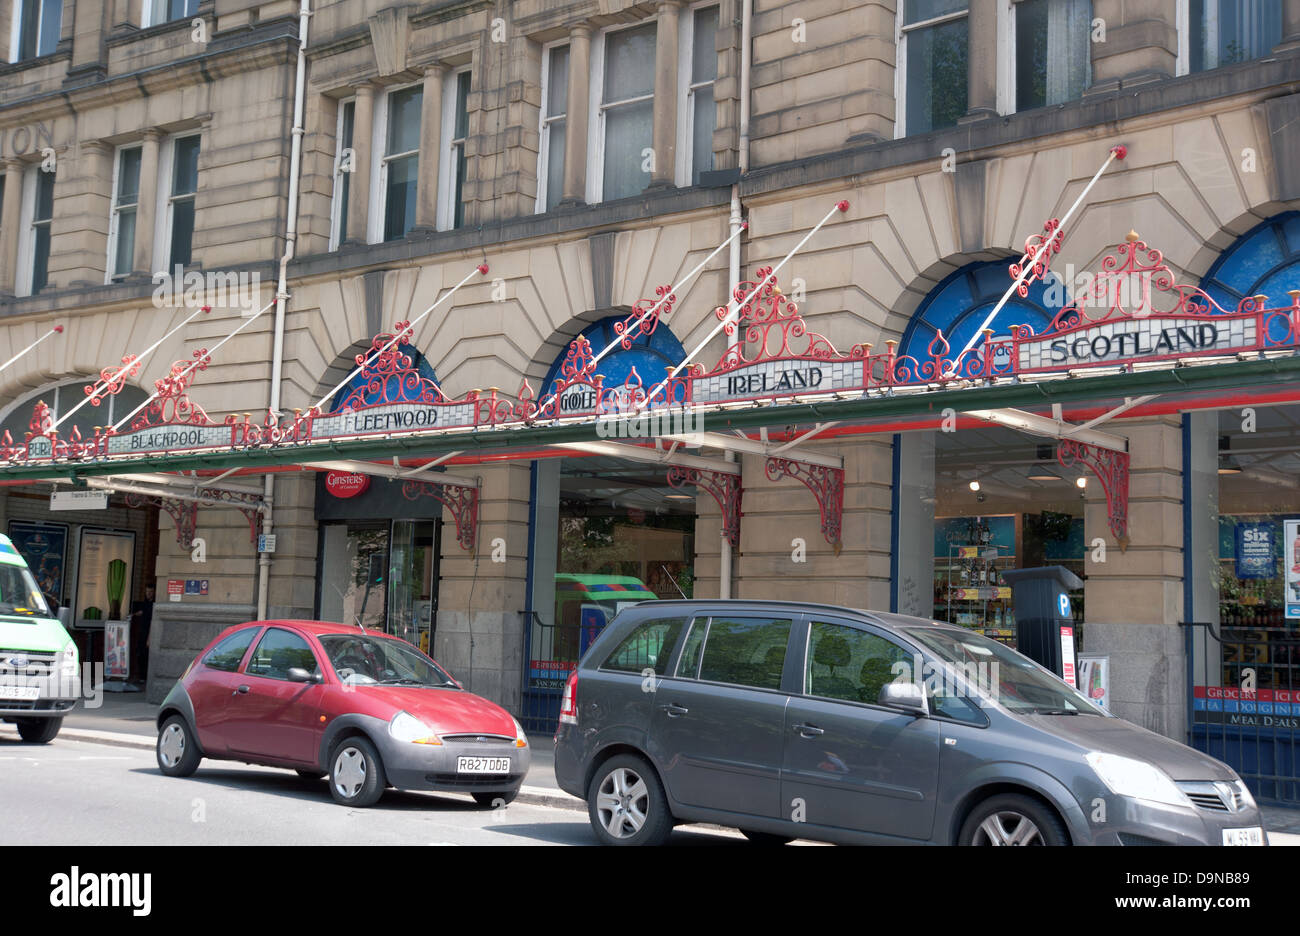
left=287, top=667, right=322, bottom=684
left=878, top=681, right=928, bottom=716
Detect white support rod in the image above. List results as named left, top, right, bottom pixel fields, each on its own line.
left=1067, top=394, right=1159, bottom=435
left=965, top=407, right=1127, bottom=450
left=398, top=451, right=462, bottom=478
left=83, top=477, right=263, bottom=507
left=532, top=222, right=747, bottom=419
left=56, top=305, right=213, bottom=429
left=947, top=145, right=1126, bottom=375
left=110, top=472, right=264, bottom=497
left=109, top=298, right=278, bottom=434
left=312, top=263, right=488, bottom=414
left=639, top=199, right=850, bottom=411
left=0, top=324, right=62, bottom=375
left=550, top=440, right=740, bottom=474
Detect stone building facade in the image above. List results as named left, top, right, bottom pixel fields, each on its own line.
left=2, top=0, right=1300, bottom=786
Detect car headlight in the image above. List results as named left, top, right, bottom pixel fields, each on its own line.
left=1085, top=751, right=1191, bottom=809
left=388, top=710, right=441, bottom=745
left=512, top=716, right=528, bottom=749
left=1234, top=779, right=1257, bottom=810
left=59, top=640, right=79, bottom=679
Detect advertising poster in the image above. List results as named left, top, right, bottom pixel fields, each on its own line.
left=104, top=620, right=130, bottom=680
left=75, top=529, right=135, bottom=626
left=6, top=520, right=67, bottom=602
left=1078, top=655, right=1110, bottom=711
left=1287, top=519, right=1300, bottom=621
left=1060, top=625, right=1077, bottom=688
left=1235, top=521, right=1276, bottom=580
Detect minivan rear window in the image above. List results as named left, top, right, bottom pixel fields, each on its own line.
left=697, top=617, right=792, bottom=690
left=600, top=617, right=688, bottom=675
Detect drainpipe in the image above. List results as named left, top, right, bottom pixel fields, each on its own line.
left=719, top=0, right=751, bottom=601
left=257, top=0, right=311, bottom=620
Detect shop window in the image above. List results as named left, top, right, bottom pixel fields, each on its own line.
left=1196, top=211, right=1300, bottom=314
left=896, top=0, right=969, bottom=136
left=1178, top=0, right=1283, bottom=75
left=16, top=165, right=55, bottom=297
left=680, top=4, right=719, bottom=186
left=898, top=259, right=1066, bottom=364
left=163, top=135, right=200, bottom=270
left=1011, top=0, right=1092, bottom=112
left=317, top=523, right=388, bottom=632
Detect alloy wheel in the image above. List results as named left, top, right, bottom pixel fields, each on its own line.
left=595, top=766, right=650, bottom=838
left=973, top=811, right=1043, bottom=845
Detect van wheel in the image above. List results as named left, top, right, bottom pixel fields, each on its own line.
left=156, top=716, right=202, bottom=776
left=329, top=736, right=386, bottom=807
left=587, top=755, right=672, bottom=846
left=17, top=717, right=62, bottom=744
left=741, top=829, right=793, bottom=846
left=959, top=794, right=1068, bottom=846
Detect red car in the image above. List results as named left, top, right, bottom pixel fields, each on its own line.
left=155, top=620, right=529, bottom=808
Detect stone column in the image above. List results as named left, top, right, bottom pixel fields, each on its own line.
left=960, top=0, right=998, bottom=122
left=131, top=129, right=163, bottom=276
left=1082, top=417, right=1187, bottom=740
left=560, top=25, right=591, bottom=205
left=344, top=83, right=376, bottom=246
left=0, top=160, right=26, bottom=295
left=1278, top=0, right=1300, bottom=52
left=64, top=140, right=113, bottom=286
left=1087, top=0, right=1177, bottom=93
left=650, top=0, right=682, bottom=188
left=414, top=64, right=446, bottom=231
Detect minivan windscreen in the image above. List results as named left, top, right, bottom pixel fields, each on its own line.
left=903, top=626, right=1104, bottom=717
left=0, top=565, right=50, bottom=618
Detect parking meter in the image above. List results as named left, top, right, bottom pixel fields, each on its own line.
left=999, top=566, right=1083, bottom=686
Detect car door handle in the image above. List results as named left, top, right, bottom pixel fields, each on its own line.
left=233, top=685, right=250, bottom=696
left=660, top=703, right=689, bottom=717
left=793, top=723, right=825, bottom=738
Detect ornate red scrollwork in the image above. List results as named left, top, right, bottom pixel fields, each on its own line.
left=710, top=267, right=869, bottom=373
left=86, top=354, right=142, bottom=406
left=515, top=335, right=605, bottom=421
left=1010, top=217, right=1064, bottom=297
left=131, top=349, right=215, bottom=430
left=401, top=480, right=478, bottom=552
left=764, top=458, right=844, bottom=551
left=614, top=284, right=676, bottom=349
left=1057, top=440, right=1130, bottom=545
left=339, top=321, right=445, bottom=409
left=666, top=466, right=742, bottom=548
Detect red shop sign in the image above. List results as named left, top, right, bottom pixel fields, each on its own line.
left=325, top=471, right=371, bottom=498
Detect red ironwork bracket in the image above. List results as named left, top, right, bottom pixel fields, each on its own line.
left=126, top=494, right=199, bottom=548
left=764, top=457, right=844, bottom=552
left=667, top=466, right=742, bottom=548
left=401, top=480, right=478, bottom=552
left=1057, top=440, right=1130, bottom=546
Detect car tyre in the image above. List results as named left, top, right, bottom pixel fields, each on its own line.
left=740, top=829, right=793, bottom=846
left=17, top=717, right=62, bottom=745
left=587, top=754, right=672, bottom=846
left=959, top=793, right=1068, bottom=846
left=156, top=715, right=202, bottom=777
left=472, top=790, right=518, bottom=808
left=328, top=736, right=386, bottom=807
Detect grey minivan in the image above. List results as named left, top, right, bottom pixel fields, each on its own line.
left=553, top=600, right=1266, bottom=846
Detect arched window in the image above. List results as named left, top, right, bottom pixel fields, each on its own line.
left=329, top=346, right=441, bottom=413
left=0, top=381, right=150, bottom=442
left=1198, top=212, right=1300, bottom=312
left=898, top=260, right=1068, bottom=361
left=542, top=315, right=686, bottom=394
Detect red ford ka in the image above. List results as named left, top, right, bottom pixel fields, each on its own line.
left=155, top=620, right=529, bottom=808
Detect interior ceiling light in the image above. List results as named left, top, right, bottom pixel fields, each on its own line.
left=1075, top=476, right=1088, bottom=489
left=1218, top=457, right=1243, bottom=475
left=968, top=480, right=981, bottom=492
left=1027, top=473, right=1061, bottom=481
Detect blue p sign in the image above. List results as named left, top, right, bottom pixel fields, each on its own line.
left=1058, top=593, right=1071, bottom=617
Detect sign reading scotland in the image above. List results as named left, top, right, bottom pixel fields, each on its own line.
left=1017, top=315, right=1257, bottom=372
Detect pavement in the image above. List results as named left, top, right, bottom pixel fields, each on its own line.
left=42, top=694, right=1300, bottom=844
